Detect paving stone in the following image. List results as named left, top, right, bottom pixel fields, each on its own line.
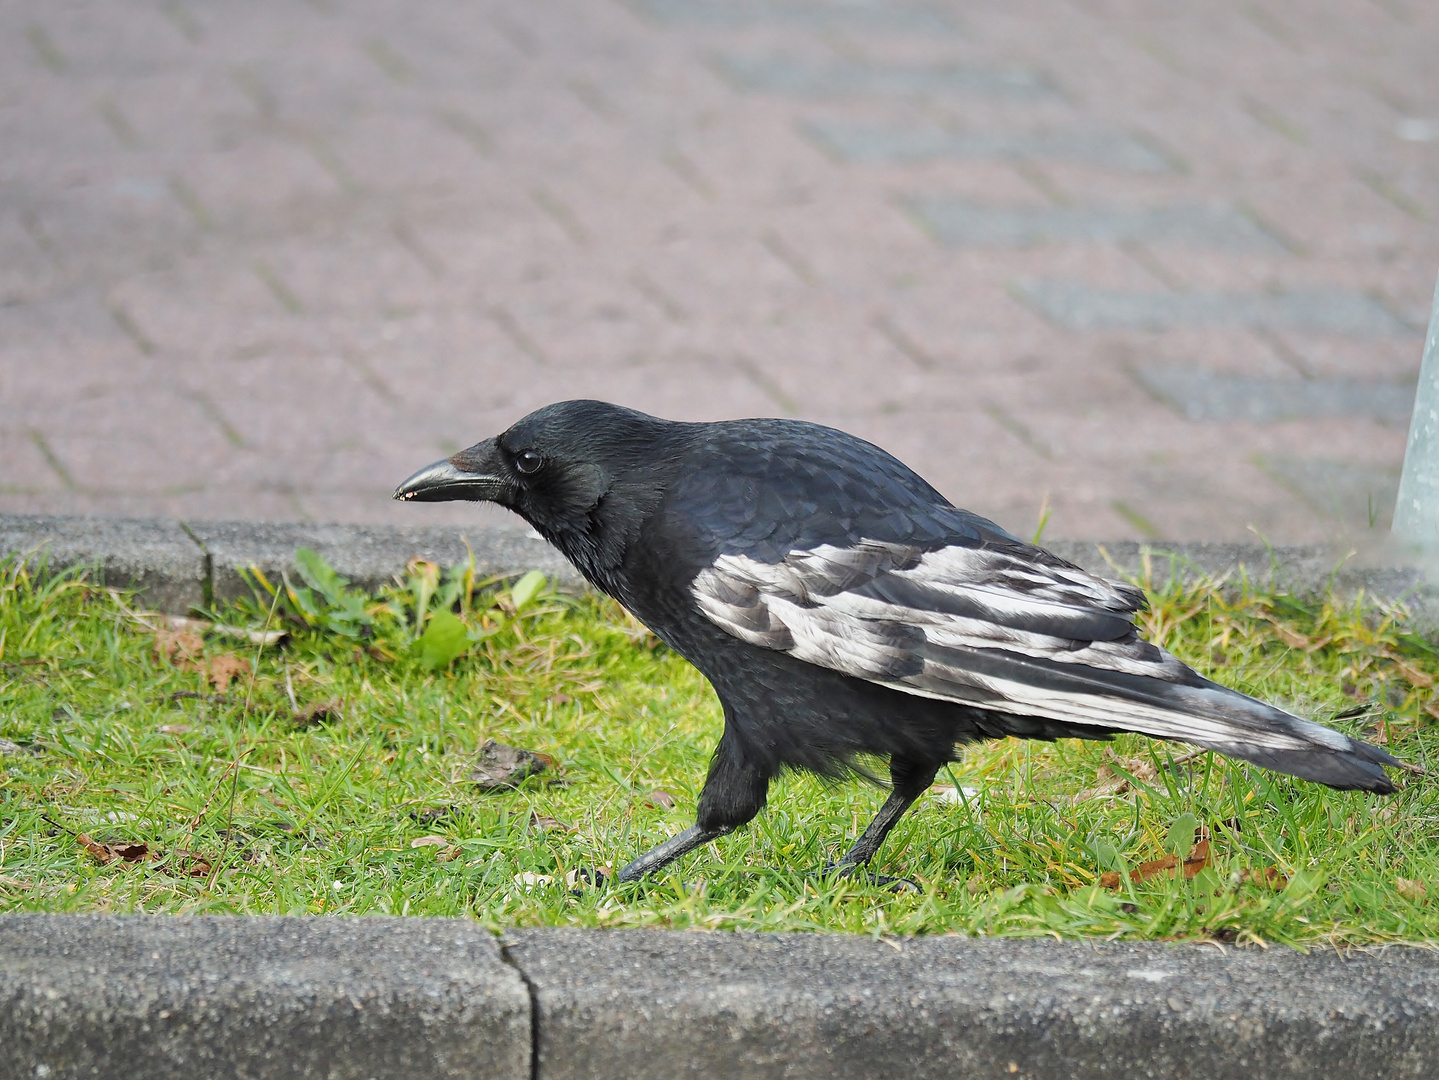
left=626, top=0, right=957, bottom=34
left=712, top=55, right=1056, bottom=100
left=1255, top=456, right=1401, bottom=530
left=1132, top=364, right=1416, bottom=423
left=906, top=200, right=1288, bottom=251
left=1018, top=282, right=1418, bottom=337
left=802, top=120, right=1178, bottom=171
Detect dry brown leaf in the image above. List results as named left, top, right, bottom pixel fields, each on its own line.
left=470, top=739, right=550, bottom=790
left=1383, top=652, right=1435, bottom=689
left=1266, top=620, right=1311, bottom=650
left=1101, top=840, right=1210, bottom=890
left=168, top=849, right=214, bottom=878
left=1241, top=866, right=1289, bottom=891
left=76, top=834, right=151, bottom=865
left=1076, top=757, right=1159, bottom=802
left=154, top=629, right=204, bottom=664
left=294, top=699, right=343, bottom=726
left=1074, top=773, right=1129, bottom=803
left=204, top=653, right=250, bottom=692
left=1397, top=878, right=1428, bottom=901
left=530, top=812, right=577, bottom=834
left=647, top=789, right=677, bottom=810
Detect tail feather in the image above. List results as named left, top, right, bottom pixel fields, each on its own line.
left=1177, top=676, right=1400, bottom=793
left=913, top=644, right=1405, bottom=793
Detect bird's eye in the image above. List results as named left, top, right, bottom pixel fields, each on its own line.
left=515, top=450, right=543, bottom=475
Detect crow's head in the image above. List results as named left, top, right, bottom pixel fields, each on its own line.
left=394, top=400, right=683, bottom=548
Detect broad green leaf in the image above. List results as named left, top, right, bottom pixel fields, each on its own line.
left=1091, top=841, right=1122, bottom=872
left=417, top=608, right=469, bottom=670
left=509, top=570, right=547, bottom=612
left=1165, top=812, right=1198, bottom=860
left=294, top=547, right=350, bottom=605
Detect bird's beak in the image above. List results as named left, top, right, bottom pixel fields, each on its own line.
left=393, top=439, right=507, bottom=503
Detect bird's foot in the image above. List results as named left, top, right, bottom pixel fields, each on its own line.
left=818, top=862, right=922, bottom=894
left=565, top=867, right=609, bottom=895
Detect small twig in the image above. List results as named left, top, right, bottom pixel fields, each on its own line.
left=39, top=812, right=77, bottom=837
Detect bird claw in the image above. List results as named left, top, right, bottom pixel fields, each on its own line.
left=565, top=867, right=609, bottom=896
left=817, top=862, right=922, bottom=894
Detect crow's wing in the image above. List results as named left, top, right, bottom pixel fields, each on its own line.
left=691, top=538, right=1399, bottom=790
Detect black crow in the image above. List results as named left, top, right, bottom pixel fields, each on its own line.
left=395, top=400, right=1403, bottom=883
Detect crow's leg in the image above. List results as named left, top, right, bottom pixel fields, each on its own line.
left=615, top=727, right=769, bottom=884
left=824, top=755, right=941, bottom=885
left=614, top=823, right=733, bottom=883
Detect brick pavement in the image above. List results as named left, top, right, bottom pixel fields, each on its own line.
left=1, top=0, right=1436, bottom=544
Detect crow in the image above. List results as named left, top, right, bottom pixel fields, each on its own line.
left=395, top=400, right=1403, bottom=884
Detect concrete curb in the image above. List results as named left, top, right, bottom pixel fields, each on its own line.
left=0, top=914, right=530, bottom=1080
left=2, top=514, right=1434, bottom=624
left=3, top=916, right=1438, bottom=1079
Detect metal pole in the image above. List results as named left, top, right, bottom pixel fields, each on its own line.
left=1393, top=269, right=1439, bottom=546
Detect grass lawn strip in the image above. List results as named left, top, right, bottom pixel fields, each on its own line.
left=0, top=551, right=1435, bottom=945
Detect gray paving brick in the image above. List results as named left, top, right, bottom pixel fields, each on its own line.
left=626, top=0, right=956, bottom=33
left=1132, top=364, right=1416, bottom=423
left=1018, top=282, right=1418, bottom=337
left=712, top=54, right=1056, bottom=100
left=906, top=200, right=1288, bottom=251
left=803, top=120, right=1178, bottom=171
left=1256, top=456, right=1401, bottom=530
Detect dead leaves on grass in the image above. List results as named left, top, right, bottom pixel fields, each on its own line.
left=1241, top=867, right=1289, bottom=891
left=1075, top=757, right=1158, bottom=803
left=1099, top=839, right=1212, bottom=890
left=1396, top=878, right=1429, bottom=902
left=76, top=833, right=150, bottom=865
left=293, top=698, right=343, bottom=727
left=72, top=834, right=215, bottom=878
left=153, top=627, right=252, bottom=693
left=469, top=739, right=551, bottom=790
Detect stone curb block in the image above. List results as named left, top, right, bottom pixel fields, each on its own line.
left=505, top=928, right=1439, bottom=1080
left=0, top=515, right=584, bottom=610
left=0, top=914, right=530, bottom=1080
left=0, top=517, right=208, bottom=614
left=4, top=917, right=1439, bottom=1079
left=2, top=517, right=1434, bottom=625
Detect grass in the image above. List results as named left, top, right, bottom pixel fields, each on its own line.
left=0, top=548, right=1436, bottom=947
